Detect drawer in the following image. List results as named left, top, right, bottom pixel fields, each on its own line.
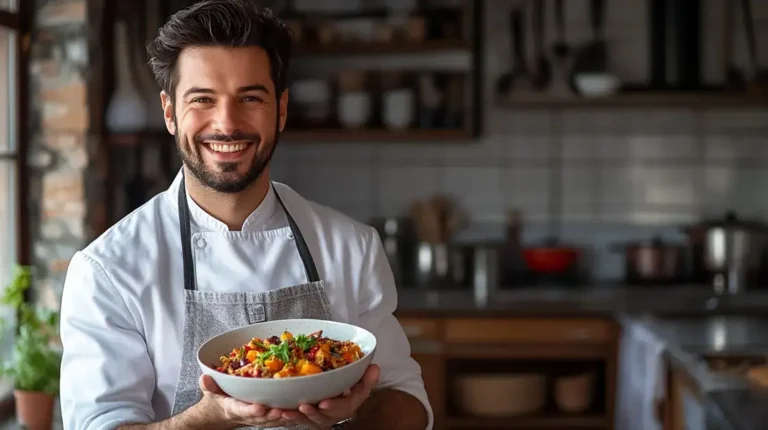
left=444, top=318, right=614, bottom=344
left=398, top=317, right=440, bottom=340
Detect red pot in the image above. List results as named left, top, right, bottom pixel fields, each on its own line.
left=522, top=246, right=580, bottom=273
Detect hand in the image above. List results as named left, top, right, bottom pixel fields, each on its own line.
left=197, top=374, right=290, bottom=428
left=281, top=364, right=381, bottom=429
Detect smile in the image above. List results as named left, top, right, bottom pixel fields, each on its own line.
left=205, top=142, right=251, bottom=153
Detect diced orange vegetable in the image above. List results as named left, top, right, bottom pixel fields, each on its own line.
left=299, top=361, right=323, bottom=375
left=246, top=350, right=259, bottom=363
left=342, top=351, right=355, bottom=363
left=265, top=357, right=284, bottom=372
left=280, top=331, right=294, bottom=341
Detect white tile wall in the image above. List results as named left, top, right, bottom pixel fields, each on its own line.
left=274, top=0, right=768, bottom=279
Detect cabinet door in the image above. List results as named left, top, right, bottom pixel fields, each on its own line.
left=412, top=353, right=445, bottom=430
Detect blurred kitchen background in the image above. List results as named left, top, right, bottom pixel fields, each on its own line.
left=4, top=0, right=768, bottom=429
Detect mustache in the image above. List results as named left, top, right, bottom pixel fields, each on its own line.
left=194, top=131, right=261, bottom=144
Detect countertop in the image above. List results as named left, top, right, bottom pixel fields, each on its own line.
left=623, top=315, right=768, bottom=430
left=395, top=285, right=768, bottom=316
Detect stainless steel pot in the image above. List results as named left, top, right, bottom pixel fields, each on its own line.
left=611, top=237, right=686, bottom=284
left=683, top=211, right=768, bottom=293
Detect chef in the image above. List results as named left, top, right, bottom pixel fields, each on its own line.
left=58, top=1, right=431, bottom=429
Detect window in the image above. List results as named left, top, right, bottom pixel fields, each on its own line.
left=0, top=0, right=26, bottom=409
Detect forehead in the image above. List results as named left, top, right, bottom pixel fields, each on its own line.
left=175, top=46, right=273, bottom=95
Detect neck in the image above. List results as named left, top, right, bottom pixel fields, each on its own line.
left=183, top=167, right=271, bottom=231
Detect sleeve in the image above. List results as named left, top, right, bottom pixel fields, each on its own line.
left=60, top=251, right=156, bottom=430
left=356, top=227, right=434, bottom=430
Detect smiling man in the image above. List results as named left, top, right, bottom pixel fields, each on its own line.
left=58, top=1, right=431, bottom=429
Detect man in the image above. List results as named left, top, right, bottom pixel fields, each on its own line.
left=58, top=1, right=431, bottom=429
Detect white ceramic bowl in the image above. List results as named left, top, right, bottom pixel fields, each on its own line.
left=574, top=73, right=620, bottom=98
left=197, top=319, right=377, bottom=409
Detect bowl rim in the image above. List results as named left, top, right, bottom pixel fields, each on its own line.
left=196, top=318, right=378, bottom=383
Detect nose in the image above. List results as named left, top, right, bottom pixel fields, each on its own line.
left=211, top=101, right=242, bottom=137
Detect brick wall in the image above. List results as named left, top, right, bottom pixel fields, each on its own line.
left=27, top=0, right=90, bottom=308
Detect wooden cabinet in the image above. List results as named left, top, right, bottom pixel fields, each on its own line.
left=397, top=314, right=620, bottom=430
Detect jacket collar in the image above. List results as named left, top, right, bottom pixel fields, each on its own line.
left=165, top=169, right=278, bottom=233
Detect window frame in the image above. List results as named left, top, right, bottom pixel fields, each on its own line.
left=0, top=0, right=31, bottom=419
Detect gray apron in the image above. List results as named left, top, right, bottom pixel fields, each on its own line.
left=170, top=173, right=332, bottom=429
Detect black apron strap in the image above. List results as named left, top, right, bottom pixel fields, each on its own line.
left=178, top=177, right=196, bottom=291
left=178, top=172, right=320, bottom=291
left=273, top=186, right=321, bottom=283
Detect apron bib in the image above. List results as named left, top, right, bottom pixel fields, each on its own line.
left=171, top=173, right=332, bottom=430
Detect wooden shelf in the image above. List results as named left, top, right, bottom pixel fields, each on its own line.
left=446, top=414, right=608, bottom=429
left=496, top=91, right=768, bottom=109
left=293, top=39, right=469, bottom=56
left=281, top=128, right=474, bottom=142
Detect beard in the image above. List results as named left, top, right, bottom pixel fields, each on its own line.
left=174, top=117, right=279, bottom=194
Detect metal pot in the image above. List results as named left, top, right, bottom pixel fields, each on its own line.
left=611, top=237, right=686, bottom=284
left=682, top=211, right=768, bottom=292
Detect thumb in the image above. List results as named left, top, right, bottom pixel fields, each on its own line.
left=199, top=374, right=227, bottom=396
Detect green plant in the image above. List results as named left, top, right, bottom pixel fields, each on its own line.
left=0, top=265, right=61, bottom=395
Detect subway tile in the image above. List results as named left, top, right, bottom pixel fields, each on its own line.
left=376, top=166, right=440, bottom=217
left=702, top=167, right=768, bottom=217
left=289, top=141, right=373, bottom=164
left=635, top=166, right=698, bottom=207
left=599, top=135, right=697, bottom=160
left=506, top=134, right=553, bottom=161
left=291, top=164, right=372, bottom=210
left=441, top=166, right=501, bottom=210
left=373, top=142, right=439, bottom=164
left=600, top=167, right=637, bottom=204
left=501, top=167, right=551, bottom=220
left=562, top=135, right=598, bottom=160
left=440, top=138, right=504, bottom=165
left=705, top=135, right=768, bottom=161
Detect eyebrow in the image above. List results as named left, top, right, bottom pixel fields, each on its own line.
left=182, top=84, right=270, bottom=100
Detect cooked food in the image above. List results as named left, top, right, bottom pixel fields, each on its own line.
left=213, top=330, right=365, bottom=378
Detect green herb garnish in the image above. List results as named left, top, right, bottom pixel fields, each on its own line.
left=257, top=342, right=291, bottom=365
left=295, top=334, right=317, bottom=351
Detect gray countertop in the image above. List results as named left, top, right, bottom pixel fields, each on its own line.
left=622, top=315, right=768, bottom=430
left=395, top=285, right=768, bottom=316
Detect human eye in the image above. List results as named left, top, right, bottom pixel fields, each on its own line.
left=190, top=96, right=214, bottom=104
left=242, top=95, right=264, bottom=103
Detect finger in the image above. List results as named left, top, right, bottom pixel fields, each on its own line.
left=362, top=364, right=381, bottom=387
left=263, top=408, right=285, bottom=422
left=281, top=410, right=318, bottom=427
left=298, top=403, right=336, bottom=424
left=199, top=374, right=227, bottom=396
left=222, top=396, right=268, bottom=418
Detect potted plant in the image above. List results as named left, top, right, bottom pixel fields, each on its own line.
left=0, top=265, right=62, bottom=430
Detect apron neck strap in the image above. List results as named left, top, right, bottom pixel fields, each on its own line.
left=177, top=171, right=320, bottom=291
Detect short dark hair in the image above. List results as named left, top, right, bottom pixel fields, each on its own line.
left=146, top=0, right=293, bottom=102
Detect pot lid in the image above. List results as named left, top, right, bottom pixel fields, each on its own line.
left=693, top=210, right=767, bottom=231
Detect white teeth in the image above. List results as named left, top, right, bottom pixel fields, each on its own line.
left=208, top=143, right=247, bottom=153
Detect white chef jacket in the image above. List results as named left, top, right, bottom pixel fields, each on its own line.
left=59, top=170, right=433, bottom=430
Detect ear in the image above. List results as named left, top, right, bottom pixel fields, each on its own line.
left=160, top=91, right=176, bottom=135
left=278, top=88, right=289, bottom=133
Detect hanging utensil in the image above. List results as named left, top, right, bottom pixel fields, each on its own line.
left=740, top=0, right=768, bottom=93
left=496, top=5, right=532, bottom=96
left=531, top=0, right=552, bottom=91
left=552, top=0, right=569, bottom=59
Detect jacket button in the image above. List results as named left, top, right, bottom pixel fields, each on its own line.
left=196, top=238, right=207, bottom=248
